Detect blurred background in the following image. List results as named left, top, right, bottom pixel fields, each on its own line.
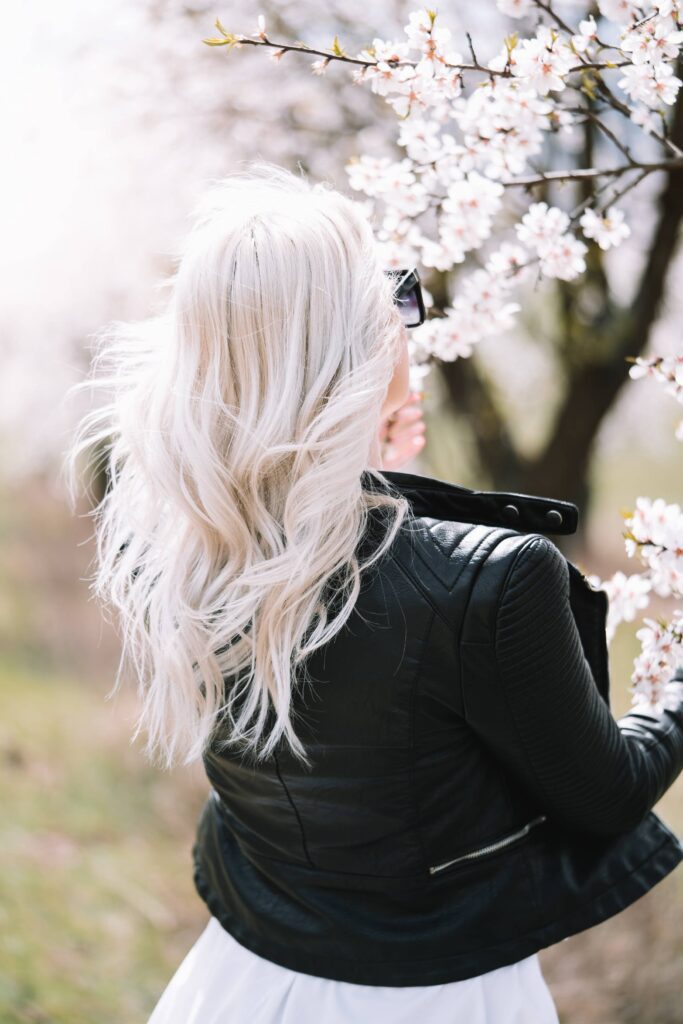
left=1, top=1, right=682, bottom=1021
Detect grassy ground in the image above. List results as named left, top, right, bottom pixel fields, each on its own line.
left=0, top=658, right=209, bottom=1024
left=0, top=456, right=682, bottom=1023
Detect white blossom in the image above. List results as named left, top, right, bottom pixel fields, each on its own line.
left=346, top=155, right=394, bottom=195
left=404, top=9, right=455, bottom=56
left=421, top=237, right=464, bottom=270
left=589, top=569, right=652, bottom=643
left=451, top=79, right=552, bottom=176
left=367, top=37, right=412, bottom=63
left=579, top=206, right=631, bottom=249
left=416, top=313, right=479, bottom=360
left=652, top=0, right=679, bottom=17
left=618, top=61, right=683, bottom=107
left=397, top=117, right=442, bottom=162
left=496, top=0, right=534, bottom=18
left=630, top=613, right=683, bottom=711
left=571, top=15, right=599, bottom=54
left=597, top=0, right=641, bottom=23
left=515, top=201, right=570, bottom=249
left=485, top=242, right=533, bottom=285
left=631, top=102, right=662, bottom=133
left=511, top=26, right=575, bottom=94
left=621, top=19, right=683, bottom=66
left=538, top=233, right=588, bottom=280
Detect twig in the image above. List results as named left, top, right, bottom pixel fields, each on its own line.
left=206, top=28, right=647, bottom=79
left=566, top=105, right=635, bottom=162
left=501, top=157, right=683, bottom=187
left=596, top=166, right=651, bottom=214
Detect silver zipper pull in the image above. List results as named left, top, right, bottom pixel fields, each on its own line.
left=428, top=814, right=547, bottom=875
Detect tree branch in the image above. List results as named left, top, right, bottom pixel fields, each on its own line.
left=521, top=59, right=683, bottom=513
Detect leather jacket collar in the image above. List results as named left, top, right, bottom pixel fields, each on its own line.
left=362, top=467, right=579, bottom=536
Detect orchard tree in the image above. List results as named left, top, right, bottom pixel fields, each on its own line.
left=203, top=0, right=683, bottom=515
left=203, top=0, right=683, bottom=711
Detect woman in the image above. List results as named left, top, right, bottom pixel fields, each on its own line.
left=64, top=163, right=683, bottom=1023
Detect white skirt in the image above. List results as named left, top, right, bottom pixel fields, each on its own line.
left=147, top=916, right=560, bottom=1023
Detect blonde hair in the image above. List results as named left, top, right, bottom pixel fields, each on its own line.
left=62, top=162, right=410, bottom=771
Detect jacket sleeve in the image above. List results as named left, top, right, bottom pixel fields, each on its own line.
left=462, top=532, right=683, bottom=838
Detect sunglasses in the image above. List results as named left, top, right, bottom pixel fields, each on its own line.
left=384, top=268, right=426, bottom=329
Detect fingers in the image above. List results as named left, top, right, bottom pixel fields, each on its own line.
left=381, top=392, right=427, bottom=469
left=385, top=394, right=426, bottom=441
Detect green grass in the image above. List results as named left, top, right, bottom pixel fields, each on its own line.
left=0, top=658, right=209, bottom=1024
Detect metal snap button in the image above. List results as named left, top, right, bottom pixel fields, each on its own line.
left=546, top=509, right=563, bottom=527
left=502, top=504, right=520, bottom=521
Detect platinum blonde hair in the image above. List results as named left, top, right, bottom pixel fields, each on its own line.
left=62, top=162, right=411, bottom=771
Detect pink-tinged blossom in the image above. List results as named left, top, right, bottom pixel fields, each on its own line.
left=456, top=268, right=521, bottom=334
left=587, top=570, right=652, bottom=644
left=631, top=103, right=661, bottom=133
left=364, top=61, right=415, bottom=98
left=618, top=61, right=682, bottom=107
left=416, top=314, right=478, bottom=360
left=597, top=0, right=641, bottom=23
left=452, top=80, right=552, bottom=176
left=628, top=354, right=683, bottom=435
left=485, top=242, right=533, bottom=285
left=515, top=201, right=570, bottom=249
left=438, top=175, right=504, bottom=255
left=442, top=172, right=504, bottom=220
left=579, top=206, right=631, bottom=249
left=538, top=234, right=588, bottom=280
left=346, top=155, right=395, bottom=195
left=571, top=15, right=599, bottom=54
left=365, top=37, right=412, bottom=64
left=626, top=496, right=681, bottom=549
left=621, top=18, right=683, bottom=67
left=652, top=1, right=679, bottom=17
left=511, top=26, right=575, bottom=95
left=397, top=117, right=442, bottom=162
left=348, top=156, right=419, bottom=200
left=497, top=0, right=534, bottom=18
left=437, top=219, right=480, bottom=262
left=631, top=613, right=683, bottom=711
left=421, top=237, right=465, bottom=270
left=622, top=497, right=683, bottom=598
left=376, top=220, right=424, bottom=269
left=404, top=10, right=453, bottom=54
left=488, top=42, right=517, bottom=74
left=375, top=67, right=443, bottom=117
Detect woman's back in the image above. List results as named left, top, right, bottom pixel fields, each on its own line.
left=190, top=468, right=683, bottom=987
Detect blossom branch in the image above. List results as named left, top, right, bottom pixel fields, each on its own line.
left=500, top=156, right=683, bottom=188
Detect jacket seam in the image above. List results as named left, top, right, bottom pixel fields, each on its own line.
left=459, top=533, right=545, bottom=899
left=408, top=606, right=437, bottom=871
left=390, top=548, right=452, bottom=630
left=273, top=751, right=315, bottom=868
left=457, top=529, right=531, bottom=720
left=487, top=535, right=563, bottom=823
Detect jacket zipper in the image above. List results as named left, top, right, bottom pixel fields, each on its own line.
left=428, top=814, right=548, bottom=876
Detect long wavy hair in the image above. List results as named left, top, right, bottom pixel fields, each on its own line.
left=62, top=162, right=411, bottom=771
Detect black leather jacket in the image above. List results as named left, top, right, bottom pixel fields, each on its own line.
left=192, top=468, right=683, bottom=986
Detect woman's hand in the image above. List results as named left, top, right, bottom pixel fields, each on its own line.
left=378, top=391, right=426, bottom=471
